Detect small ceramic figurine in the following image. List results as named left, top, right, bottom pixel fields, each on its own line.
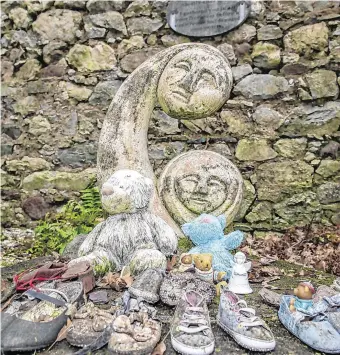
left=193, top=254, right=214, bottom=282
left=182, top=214, right=244, bottom=280
left=178, top=253, right=194, bottom=273
left=289, top=281, right=315, bottom=312
left=228, top=252, right=252, bottom=294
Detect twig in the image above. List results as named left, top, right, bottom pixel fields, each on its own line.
left=0, top=294, right=16, bottom=312
left=204, top=137, right=210, bottom=149
left=161, top=329, right=171, bottom=343
left=305, top=212, right=316, bottom=240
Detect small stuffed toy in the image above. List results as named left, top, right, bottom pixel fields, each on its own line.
left=178, top=253, right=194, bottom=273
left=193, top=254, right=214, bottom=282
left=289, top=281, right=315, bottom=312
left=182, top=213, right=244, bottom=280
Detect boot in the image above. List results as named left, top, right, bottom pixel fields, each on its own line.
left=128, top=269, right=164, bottom=303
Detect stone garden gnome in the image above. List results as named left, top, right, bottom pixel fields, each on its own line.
left=69, top=169, right=178, bottom=276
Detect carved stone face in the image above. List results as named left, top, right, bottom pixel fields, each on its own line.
left=157, top=48, right=232, bottom=119
left=158, top=151, right=243, bottom=226
left=176, top=172, right=227, bottom=214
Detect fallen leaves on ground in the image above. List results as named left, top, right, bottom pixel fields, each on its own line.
left=98, top=272, right=133, bottom=291
left=249, top=259, right=283, bottom=284
left=242, top=225, right=340, bottom=276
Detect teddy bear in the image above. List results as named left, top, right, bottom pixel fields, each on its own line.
left=181, top=213, right=244, bottom=280
left=68, top=169, right=178, bottom=276
left=178, top=253, right=194, bottom=273
left=289, top=281, right=315, bottom=312
left=193, top=253, right=214, bottom=282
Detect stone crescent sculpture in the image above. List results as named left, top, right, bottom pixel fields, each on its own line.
left=158, top=151, right=243, bottom=226
left=98, top=43, right=233, bottom=235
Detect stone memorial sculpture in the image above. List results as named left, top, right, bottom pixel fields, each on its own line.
left=69, top=169, right=178, bottom=276
left=97, top=43, right=234, bottom=235
left=159, top=150, right=243, bottom=227
left=72, top=44, right=242, bottom=271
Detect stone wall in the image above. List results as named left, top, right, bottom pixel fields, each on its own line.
left=1, top=0, right=340, bottom=236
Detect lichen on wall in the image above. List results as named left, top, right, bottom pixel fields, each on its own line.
left=1, top=0, right=339, bottom=237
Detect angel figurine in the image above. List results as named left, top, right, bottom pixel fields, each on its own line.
left=228, top=252, right=252, bottom=294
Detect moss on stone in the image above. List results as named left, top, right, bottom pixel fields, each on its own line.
left=177, top=237, right=194, bottom=253
left=67, top=43, right=117, bottom=72
left=305, top=69, right=339, bottom=99
left=315, top=160, right=340, bottom=178
left=256, top=160, right=314, bottom=202
left=22, top=168, right=96, bottom=191
left=251, top=42, right=281, bottom=69
left=274, top=138, right=307, bottom=159
left=236, top=138, right=277, bottom=161
left=246, top=202, right=272, bottom=223
left=283, top=22, right=329, bottom=55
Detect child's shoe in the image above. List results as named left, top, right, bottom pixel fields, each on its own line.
left=217, top=288, right=275, bottom=352
left=170, top=290, right=214, bottom=355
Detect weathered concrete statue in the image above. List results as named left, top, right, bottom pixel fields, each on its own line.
left=97, top=43, right=235, bottom=236
left=70, top=169, right=177, bottom=275
left=69, top=43, right=243, bottom=272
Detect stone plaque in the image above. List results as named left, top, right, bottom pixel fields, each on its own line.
left=167, top=1, right=251, bottom=37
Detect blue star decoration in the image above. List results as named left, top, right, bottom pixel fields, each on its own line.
left=181, top=213, right=244, bottom=280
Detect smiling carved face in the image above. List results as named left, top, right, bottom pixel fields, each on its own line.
left=157, top=48, right=231, bottom=119
left=175, top=170, right=228, bottom=214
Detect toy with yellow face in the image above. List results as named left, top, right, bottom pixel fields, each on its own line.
left=289, top=282, right=315, bottom=312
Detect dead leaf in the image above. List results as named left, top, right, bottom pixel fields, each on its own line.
left=242, top=225, right=340, bottom=276
left=259, top=288, right=282, bottom=308
left=152, top=341, right=166, bottom=355
left=57, top=318, right=72, bottom=341
left=120, top=265, right=131, bottom=278
left=100, top=272, right=127, bottom=291
left=47, top=318, right=72, bottom=350
left=121, top=274, right=134, bottom=287
left=166, top=255, right=177, bottom=272
left=259, top=256, right=277, bottom=265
